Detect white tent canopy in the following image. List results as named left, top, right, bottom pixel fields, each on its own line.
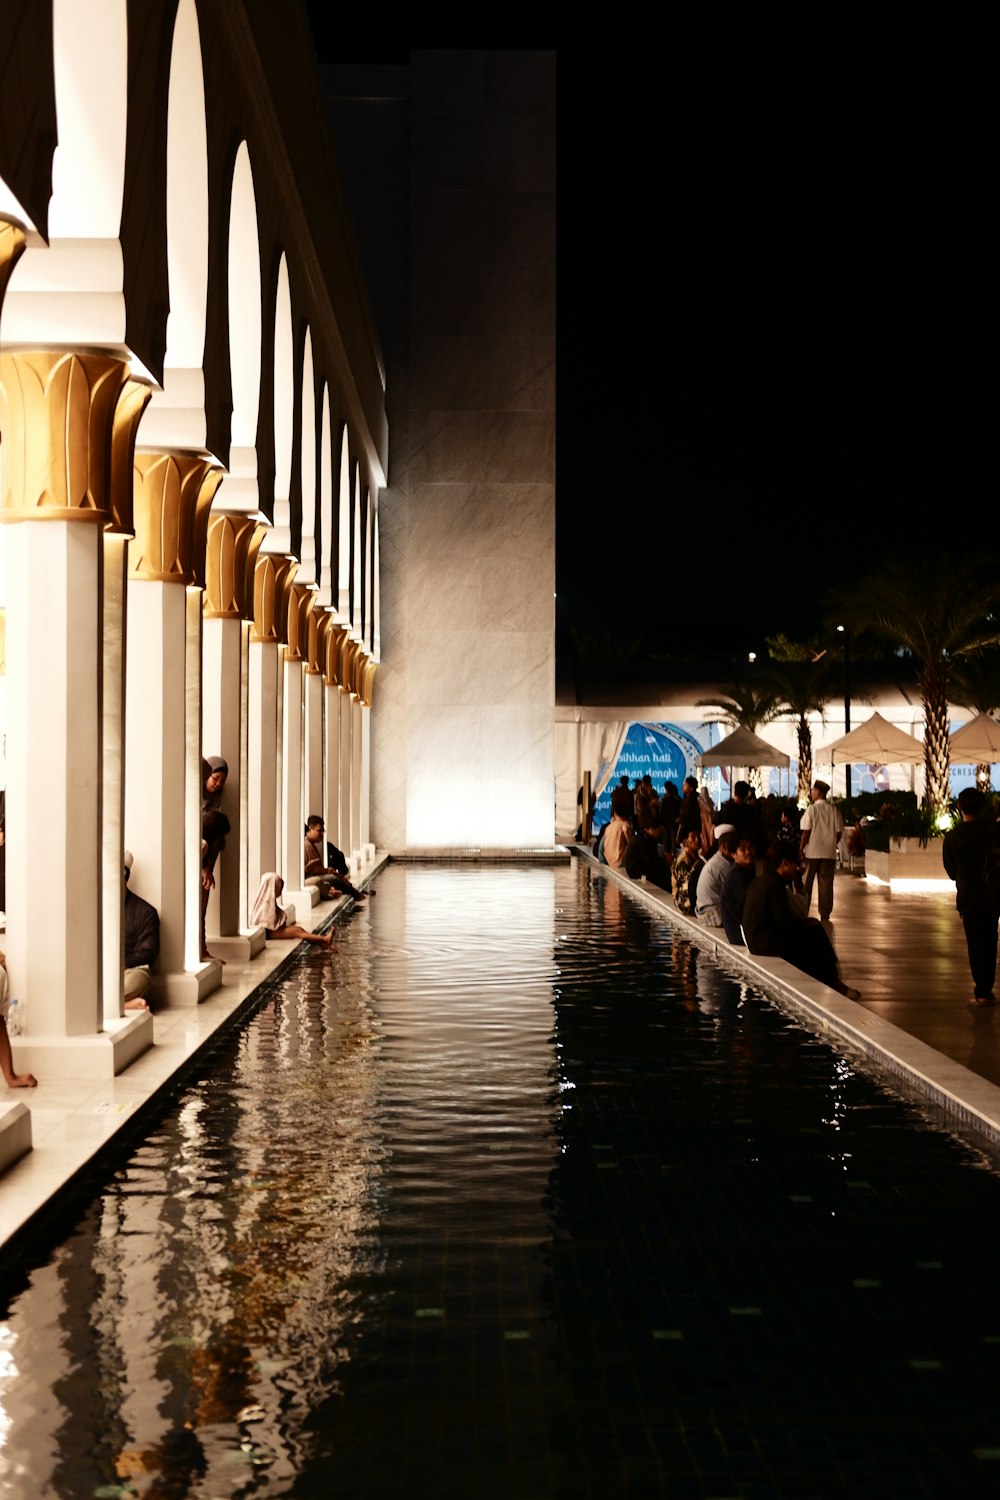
left=949, top=713, right=1000, bottom=763
left=817, top=712, right=924, bottom=765
left=697, top=725, right=790, bottom=768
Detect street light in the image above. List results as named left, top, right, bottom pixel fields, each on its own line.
left=837, top=625, right=851, bottom=798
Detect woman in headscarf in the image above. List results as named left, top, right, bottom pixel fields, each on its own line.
left=249, top=873, right=337, bottom=949
left=200, top=757, right=229, bottom=962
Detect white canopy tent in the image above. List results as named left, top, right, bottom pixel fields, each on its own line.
left=949, top=714, right=1000, bottom=763
left=816, top=712, right=924, bottom=765
left=696, top=726, right=790, bottom=769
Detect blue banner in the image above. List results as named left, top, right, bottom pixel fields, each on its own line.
left=592, top=722, right=709, bottom=829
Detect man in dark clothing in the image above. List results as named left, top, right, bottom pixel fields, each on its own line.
left=624, top=822, right=670, bottom=889
left=742, top=845, right=860, bottom=997
left=716, top=780, right=766, bottom=856
left=720, top=835, right=757, bottom=945
left=676, top=777, right=702, bottom=842
left=124, top=852, right=160, bottom=1012
left=942, top=787, right=1000, bottom=1006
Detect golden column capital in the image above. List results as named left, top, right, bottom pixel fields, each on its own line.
left=129, top=450, right=215, bottom=583
left=306, top=604, right=328, bottom=676
left=273, top=558, right=299, bottom=646
left=108, top=378, right=153, bottom=535
left=286, top=582, right=317, bottom=663
left=204, top=511, right=263, bottom=619
left=251, top=552, right=297, bottom=643
left=0, top=349, right=127, bottom=526
left=0, top=220, right=27, bottom=311
left=190, top=468, right=225, bottom=590
left=361, top=657, right=378, bottom=709
left=326, top=621, right=348, bottom=686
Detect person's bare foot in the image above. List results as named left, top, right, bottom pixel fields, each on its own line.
left=124, top=997, right=150, bottom=1012
left=5, top=1072, right=37, bottom=1088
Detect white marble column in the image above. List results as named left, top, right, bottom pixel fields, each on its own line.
left=304, top=667, right=323, bottom=826
left=279, top=583, right=316, bottom=912
left=1, top=348, right=150, bottom=1074
left=247, top=551, right=295, bottom=908
left=360, top=702, right=373, bottom=861
left=125, top=450, right=220, bottom=1006
left=324, top=679, right=342, bottom=857
left=340, top=690, right=355, bottom=876
left=100, top=378, right=154, bottom=1026
left=351, top=693, right=364, bottom=867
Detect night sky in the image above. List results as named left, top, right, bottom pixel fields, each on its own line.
left=304, top=6, right=993, bottom=659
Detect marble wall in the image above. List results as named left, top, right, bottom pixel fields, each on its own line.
left=371, top=51, right=556, bottom=850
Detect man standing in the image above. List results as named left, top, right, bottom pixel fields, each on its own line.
left=799, top=780, right=844, bottom=919
left=942, top=787, right=1000, bottom=1006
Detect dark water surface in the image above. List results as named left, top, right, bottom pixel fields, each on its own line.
left=3, top=863, right=1000, bottom=1498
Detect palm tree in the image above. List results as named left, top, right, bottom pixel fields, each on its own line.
left=830, top=554, right=1000, bottom=818
left=949, top=650, right=1000, bottom=792
left=696, top=680, right=783, bottom=795
left=763, top=635, right=837, bottom=803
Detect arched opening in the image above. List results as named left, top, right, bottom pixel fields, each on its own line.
left=271, top=253, right=293, bottom=547
left=297, top=329, right=316, bottom=584
left=317, top=385, right=332, bottom=604
left=138, top=0, right=209, bottom=449
left=227, top=141, right=262, bottom=492
left=351, top=465, right=362, bottom=633
left=1, top=0, right=127, bottom=346
left=371, top=503, right=380, bottom=658
left=337, top=428, right=351, bottom=620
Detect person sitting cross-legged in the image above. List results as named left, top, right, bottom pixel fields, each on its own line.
left=303, top=816, right=369, bottom=900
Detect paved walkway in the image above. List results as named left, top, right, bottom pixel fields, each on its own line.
left=821, top=865, right=1000, bottom=1089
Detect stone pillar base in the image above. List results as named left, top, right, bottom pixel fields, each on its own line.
left=0, top=1105, right=32, bottom=1175
left=283, top=886, right=318, bottom=914
left=154, top=961, right=222, bottom=1007
left=13, top=1011, right=153, bottom=1080
left=205, top=928, right=267, bottom=963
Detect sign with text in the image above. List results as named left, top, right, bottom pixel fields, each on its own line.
left=591, top=722, right=708, bottom=830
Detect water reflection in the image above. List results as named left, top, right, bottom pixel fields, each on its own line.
left=3, top=864, right=1000, bottom=1498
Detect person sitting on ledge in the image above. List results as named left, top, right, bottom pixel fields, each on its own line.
left=603, top=786, right=633, bottom=870
left=123, top=851, right=159, bottom=1011
left=741, top=843, right=861, bottom=999
left=671, top=828, right=705, bottom=916
left=303, top=816, right=369, bottom=900
left=624, top=820, right=670, bottom=888
left=696, top=828, right=739, bottom=926
left=250, top=872, right=337, bottom=949
left=0, top=952, right=36, bottom=1088
left=720, top=835, right=757, bottom=945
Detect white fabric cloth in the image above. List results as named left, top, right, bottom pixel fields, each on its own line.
left=249, top=873, right=288, bottom=932
left=800, top=797, right=844, bottom=859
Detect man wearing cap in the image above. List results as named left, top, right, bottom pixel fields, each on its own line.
left=799, top=780, right=844, bottom=920
left=123, top=852, right=160, bottom=1011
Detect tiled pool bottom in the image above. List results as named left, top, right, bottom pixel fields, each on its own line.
left=3, top=863, right=1000, bottom=1498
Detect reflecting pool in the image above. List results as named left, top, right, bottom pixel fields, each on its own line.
left=2, top=862, right=1000, bottom=1498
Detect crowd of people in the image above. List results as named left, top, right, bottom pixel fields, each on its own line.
left=592, top=772, right=861, bottom=1000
